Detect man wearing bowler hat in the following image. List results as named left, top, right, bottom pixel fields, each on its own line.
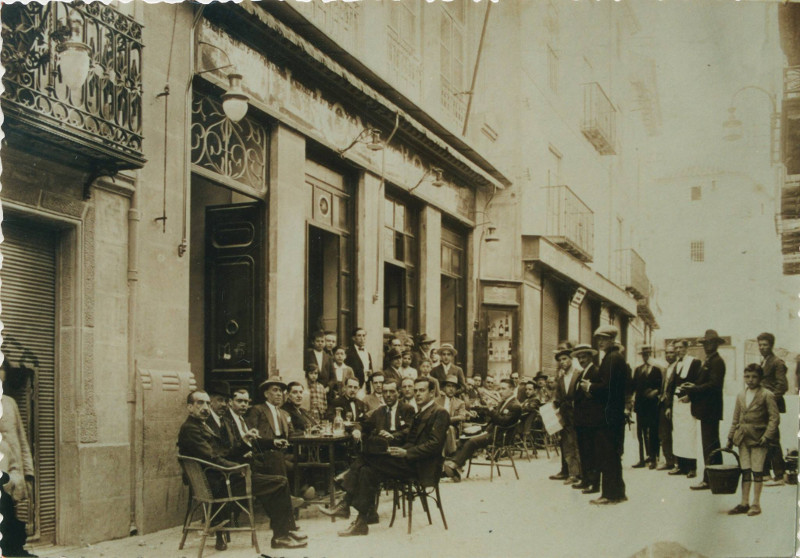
left=681, top=329, right=726, bottom=490
left=631, top=345, right=663, bottom=469
left=430, top=343, right=466, bottom=393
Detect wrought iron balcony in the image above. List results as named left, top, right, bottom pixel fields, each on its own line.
left=581, top=82, right=616, bottom=155
left=1, top=2, right=145, bottom=171
left=783, top=67, right=800, bottom=175
left=543, top=185, right=594, bottom=263
left=614, top=248, right=650, bottom=300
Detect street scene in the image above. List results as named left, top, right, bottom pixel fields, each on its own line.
left=0, top=1, right=799, bottom=557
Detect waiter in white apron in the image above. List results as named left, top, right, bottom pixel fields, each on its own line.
left=667, top=339, right=702, bottom=477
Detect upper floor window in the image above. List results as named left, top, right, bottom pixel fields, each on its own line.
left=440, top=4, right=465, bottom=93
left=691, top=186, right=702, bottom=201
left=690, top=241, right=705, bottom=262
left=388, top=0, right=420, bottom=51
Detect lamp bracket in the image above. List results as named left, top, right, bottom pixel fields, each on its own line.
left=83, top=162, right=118, bottom=200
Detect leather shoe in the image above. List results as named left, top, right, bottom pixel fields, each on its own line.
left=338, top=518, right=369, bottom=537
left=291, top=496, right=305, bottom=509
left=549, top=472, right=569, bottom=480
left=215, top=533, right=227, bottom=551
left=668, top=468, right=684, bottom=475
left=443, top=463, right=461, bottom=482
left=686, top=470, right=697, bottom=479
left=288, top=530, right=308, bottom=542
left=318, top=501, right=351, bottom=519
left=765, top=478, right=785, bottom=487
left=582, top=486, right=599, bottom=494
left=564, top=476, right=579, bottom=485
left=648, top=462, right=657, bottom=470
left=366, top=510, right=380, bottom=525
left=657, top=464, right=673, bottom=471
left=271, top=536, right=308, bottom=549
left=572, top=482, right=588, bottom=489
left=632, top=461, right=646, bottom=468
left=590, top=497, right=611, bottom=505
left=690, top=481, right=710, bottom=490
left=728, top=504, right=750, bottom=515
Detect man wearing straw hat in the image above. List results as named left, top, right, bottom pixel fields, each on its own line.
left=571, top=343, right=600, bottom=493
left=682, top=329, right=726, bottom=491
left=550, top=342, right=582, bottom=484
left=431, top=343, right=466, bottom=393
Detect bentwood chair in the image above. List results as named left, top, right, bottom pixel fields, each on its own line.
left=388, top=456, right=448, bottom=534
left=177, top=455, right=259, bottom=558
left=466, top=422, right=521, bottom=481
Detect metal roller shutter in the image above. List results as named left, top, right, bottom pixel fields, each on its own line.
left=1, top=219, right=57, bottom=544
left=541, top=280, right=560, bottom=375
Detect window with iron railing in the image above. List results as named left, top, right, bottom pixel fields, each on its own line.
left=543, top=185, right=594, bottom=262
left=690, top=241, right=705, bottom=262
left=581, top=82, right=616, bottom=155
left=440, top=4, right=466, bottom=124
left=387, top=0, right=421, bottom=97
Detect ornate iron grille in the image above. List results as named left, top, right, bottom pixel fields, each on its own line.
left=191, top=92, right=268, bottom=193
left=1, top=1, right=144, bottom=168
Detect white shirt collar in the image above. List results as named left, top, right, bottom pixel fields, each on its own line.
left=418, top=399, right=435, bottom=414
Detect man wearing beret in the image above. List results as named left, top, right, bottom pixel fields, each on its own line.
left=682, top=330, right=726, bottom=490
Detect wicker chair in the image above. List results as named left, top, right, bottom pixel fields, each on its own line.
left=177, top=455, right=259, bottom=558
left=466, top=422, right=521, bottom=481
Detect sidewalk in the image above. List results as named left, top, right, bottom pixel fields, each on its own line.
left=32, top=444, right=798, bottom=558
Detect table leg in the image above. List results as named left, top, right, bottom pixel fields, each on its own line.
left=293, top=444, right=301, bottom=497
left=329, top=443, right=336, bottom=523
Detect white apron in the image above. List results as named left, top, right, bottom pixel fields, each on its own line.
left=672, top=396, right=699, bottom=459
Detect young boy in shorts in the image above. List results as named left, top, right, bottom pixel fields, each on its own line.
left=726, top=363, right=780, bottom=516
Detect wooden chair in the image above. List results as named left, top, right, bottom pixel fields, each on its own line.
left=512, top=412, right=537, bottom=461
left=466, top=422, right=520, bottom=481
left=388, top=457, right=448, bottom=534
left=177, top=455, right=259, bottom=558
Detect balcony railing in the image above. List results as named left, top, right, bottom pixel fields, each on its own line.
left=441, top=78, right=467, bottom=126
left=614, top=248, right=650, bottom=300
left=781, top=175, right=800, bottom=220
left=1, top=2, right=144, bottom=170
left=581, top=82, right=616, bottom=155
left=386, top=29, right=421, bottom=98
left=784, top=66, right=800, bottom=101
left=543, top=185, right=594, bottom=262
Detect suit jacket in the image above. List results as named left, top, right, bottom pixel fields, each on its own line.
left=728, top=387, right=779, bottom=446
left=382, top=367, right=403, bottom=386
left=668, top=357, right=702, bottom=409
left=362, top=393, right=385, bottom=413
left=435, top=394, right=467, bottom=424
left=761, top=353, right=788, bottom=413
left=281, top=401, right=318, bottom=432
left=327, top=364, right=357, bottom=400
left=401, top=402, right=450, bottom=486
left=362, top=401, right=414, bottom=445
left=430, top=364, right=466, bottom=392
left=582, top=346, right=627, bottom=427
left=245, top=403, right=293, bottom=445
left=659, top=361, right=679, bottom=407
left=553, top=366, right=582, bottom=427
left=224, top=409, right=252, bottom=449
left=207, top=411, right=237, bottom=449
left=304, top=348, right=331, bottom=383
left=687, top=351, right=725, bottom=422
left=177, top=415, right=251, bottom=480
left=574, top=363, right=602, bottom=427
left=328, top=395, right=368, bottom=424
left=632, top=362, right=663, bottom=415
left=345, top=345, right=373, bottom=387
left=486, top=396, right=523, bottom=439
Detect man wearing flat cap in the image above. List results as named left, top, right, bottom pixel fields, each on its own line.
left=682, top=330, right=726, bottom=490
left=550, top=342, right=582, bottom=484
left=431, top=343, right=466, bottom=393
left=580, top=325, right=627, bottom=504
left=631, top=345, right=663, bottom=469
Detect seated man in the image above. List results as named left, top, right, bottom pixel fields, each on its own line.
left=178, top=390, right=307, bottom=550
left=320, top=377, right=449, bottom=536
left=400, top=377, right=418, bottom=412
left=443, top=378, right=522, bottom=481
left=362, top=373, right=386, bottom=413
left=246, top=377, right=294, bottom=476
left=329, top=377, right=368, bottom=427
left=362, top=379, right=415, bottom=448
left=436, top=375, right=468, bottom=455
left=478, top=375, right=503, bottom=408
left=520, top=381, right=540, bottom=413
left=282, top=381, right=319, bottom=433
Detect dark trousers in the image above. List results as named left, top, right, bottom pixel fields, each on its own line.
left=211, top=470, right=293, bottom=538
left=0, top=478, right=27, bottom=557
left=700, top=420, right=721, bottom=484
left=576, top=425, right=600, bottom=488
left=343, top=454, right=417, bottom=516
left=658, top=404, right=674, bottom=466
left=677, top=457, right=697, bottom=474
left=597, top=424, right=626, bottom=500
left=765, top=426, right=785, bottom=479
left=451, top=431, right=492, bottom=468
left=636, top=409, right=660, bottom=462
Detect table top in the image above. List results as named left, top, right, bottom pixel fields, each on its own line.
left=290, top=433, right=350, bottom=444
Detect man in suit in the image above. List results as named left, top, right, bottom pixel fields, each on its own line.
left=324, top=331, right=337, bottom=358
left=437, top=375, right=468, bottom=456
left=682, top=329, right=726, bottom=490
left=322, top=377, right=449, bottom=536
left=657, top=344, right=678, bottom=471
left=411, top=334, right=436, bottom=369
left=443, top=378, right=522, bottom=481
left=345, top=327, right=373, bottom=388
left=363, top=379, right=415, bottom=445
left=582, top=325, right=627, bottom=505
left=572, top=344, right=600, bottom=494
left=282, top=382, right=319, bottom=433
left=246, top=377, right=294, bottom=476
left=382, top=349, right=403, bottom=386
left=304, top=330, right=330, bottom=382
left=550, top=343, right=583, bottom=485
left=667, top=339, right=703, bottom=477
left=226, top=387, right=253, bottom=448
left=178, top=390, right=307, bottom=550
left=328, top=377, right=368, bottom=435
left=631, top=345, right=663, bottom=469
left=756, top=332, right=788, bottom=486
left=362, top=373, right=386, bottom=413
left=206, top=381, right=237, bottom=449
left=430, top=343, right=466, bottom=393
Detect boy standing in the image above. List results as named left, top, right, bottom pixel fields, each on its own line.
left=726, top=363, right=780, bottom=517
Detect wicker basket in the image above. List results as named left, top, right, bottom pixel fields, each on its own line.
left=707, top=448, right=741, bottom=495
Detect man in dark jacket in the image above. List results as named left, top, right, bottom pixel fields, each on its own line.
left=631, top=345, right=663, bottom=469
left=682, top=329, right=726, bottom=490
left=345, top=327, right=373, bottom=388
left=757, top=332, right=788, bottom=485
left=572, top=344, right=601, bottom=493
left=322, top=377, right=449, bottom=536
left=581, top=325, right=628, bottom=505
left=178, top=390, right=307, bottom=550
left=443, top=378, right=522, bottom=480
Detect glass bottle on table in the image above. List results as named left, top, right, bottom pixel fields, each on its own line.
left=333, top=407, right=345, bottom=435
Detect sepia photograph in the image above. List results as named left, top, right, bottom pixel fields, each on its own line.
left=0, top=0, right=798, bottom=557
